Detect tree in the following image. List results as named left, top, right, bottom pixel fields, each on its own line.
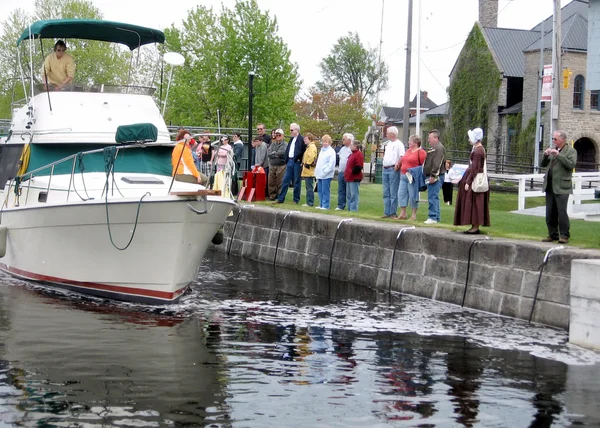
left=317, top=32, right=388, bottom=107
left=0, top=0, right=138, bottom=118
left=293, top=88, right=370, bottom=140
left=163, top=0, right=300, bottom=128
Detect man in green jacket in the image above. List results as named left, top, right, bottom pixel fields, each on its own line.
left=541, top=130, right=577, bottom=244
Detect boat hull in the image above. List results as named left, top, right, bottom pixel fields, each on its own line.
left=0, top=196, right=235, bottom=304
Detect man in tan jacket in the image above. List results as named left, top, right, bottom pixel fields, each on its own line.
left=42, top=40, right=76, bottom=91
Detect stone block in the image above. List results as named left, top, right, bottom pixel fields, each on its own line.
left=391, top=228, right=424, bottom=253
left=570, top=297, right=600, bottom=351
left=514, top=244, right=547, bottom=271
left=306, top=236, right=333, bottom=257
left=471, top=241, right=516, bottom=266
left=493, top=267, right=525, bottom=295
left=435, top=281, right=463, bottom=306
left=499, top=293, right=523, bottom=319
left=571, top=259, right=600, bottom=300
left=259, top=245, right=276, bottom=264
left=354, top=264, right=380, bottom=288
left=402, top=273, right=437, bottom=299
left=251, top=227, right=273, bottom=246
left=229, top=239, right=244, bottom=256
left=243, top=206, right=278, bottom=228
left=424, top=256, right=457, bottom=281
left=375, top=268, right=392, bottom=289
left=464, top=287, right=493, bottom=313
left=531, top=300, right=569, bottom=329
left=467, top=264, right=495, bottom=290
left=285, top=233, right=308, bottom=253
left=276, top=249, right=299, bottom=268
left=422, top=232, right=472, bottom=261
left=521, top=271, right=540, bottom=298
left=234, top=224, right=255, bottom=242
left=389, top=271, right=405, bottom=293
left=316, top=257, right=331, bottom=277
left=490, top=292, right=503, bottom=314
left=393, top=251, right=426, bottom=275
left=455, top=260, right=469, bottom=284
left=537, top=275, right=570, bottom=305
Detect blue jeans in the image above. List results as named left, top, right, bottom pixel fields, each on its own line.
left=426, top=173, right=444, bottom=222
left=347, top=181, right=360, bottom=212
left=278, top=159, right=302, bottom=203
left=304, top=177, right=315, bottom=206
left=398, top=174, right=419, bottom=209
left=317, top=178, right=332, bottom=209
left=337, top=172, right=347, bottom=209
left=382, top=167, right=400, bottom=216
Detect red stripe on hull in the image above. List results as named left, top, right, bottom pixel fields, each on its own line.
left=0, top=263, right=187, bottom=302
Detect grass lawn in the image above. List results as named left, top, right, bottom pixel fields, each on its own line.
left=252, top=180, right=600, bottom=250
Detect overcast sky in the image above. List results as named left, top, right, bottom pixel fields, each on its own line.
left=0, top=0, right=573, bottom=107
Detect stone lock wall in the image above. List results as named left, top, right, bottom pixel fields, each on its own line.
left=214, top=206, right=600, bottom=330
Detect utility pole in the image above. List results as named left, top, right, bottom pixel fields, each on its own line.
left=416, top=0, right=422, bottom=139
left=376, top=0, right=385, bottom=112
left=402, top=0, right=413, bottom=145
left=247, top=71, right=255, bottom=172
left=534, top=19, right=545, bottom=172
left=550, top=0, right=561, bottom=147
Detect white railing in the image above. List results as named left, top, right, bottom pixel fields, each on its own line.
left=516, top=172, right=600, bottom=214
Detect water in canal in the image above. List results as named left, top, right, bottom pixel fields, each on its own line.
left=0, top=251, right=599, bottom=427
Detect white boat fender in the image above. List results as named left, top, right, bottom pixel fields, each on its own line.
left=211, top=227, right=224, bottom=245
left=0, top=226, right=7, bottom=258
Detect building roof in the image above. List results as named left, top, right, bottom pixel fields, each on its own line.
left=531, top=0, right=589, bottom=32
left=408, top=102, right=449, bottom=124
left=481, top=28, right=542, bottom=77
left=379, top=91, right=438, bottom=123
left=524, top=12, right=588, bottom=53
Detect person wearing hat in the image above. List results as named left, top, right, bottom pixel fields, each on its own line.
left=267, top=129, right=288, bottom=200
left=453, top=127, right=490, bottom=234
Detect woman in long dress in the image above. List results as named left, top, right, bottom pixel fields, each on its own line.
left=453, top=128, right=490, bottom=234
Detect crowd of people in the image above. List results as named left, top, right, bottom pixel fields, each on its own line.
left=170, top=123, right=577, bottom=242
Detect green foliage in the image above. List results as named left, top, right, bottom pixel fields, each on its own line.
left=317, top=32, right=388, bottom=107
left=448, top=25, right=501, bottom=150
left=515, top=114, right=538, bottom=159
left=294, top=88, right=370, bottom=140
left=164, top=0, right=300, bottom=128
left=0, top=0, right=131, bottom=118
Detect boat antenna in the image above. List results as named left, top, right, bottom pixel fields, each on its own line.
left=28, top=23, right=35, bottom=127
left=40, top=38, right=52, bottom=113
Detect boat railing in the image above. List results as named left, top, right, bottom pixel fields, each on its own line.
left=5, top=142, right=169, bottom=207
left=32, top=84, right=156, bottom=96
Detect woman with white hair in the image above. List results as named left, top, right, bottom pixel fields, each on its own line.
left=453, top=128, right=491, bottom=234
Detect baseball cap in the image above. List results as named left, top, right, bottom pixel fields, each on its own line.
left=275, top=128, right=284, bottom=135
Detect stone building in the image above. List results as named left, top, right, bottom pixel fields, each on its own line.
left=450, top=0, right=598, bottom=171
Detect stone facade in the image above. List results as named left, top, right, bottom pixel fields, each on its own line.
left=214, top=206, right=600, bottom=330
left=522, top=50, right=600, bottom=168
left=479, top=0, right=499, bottom=28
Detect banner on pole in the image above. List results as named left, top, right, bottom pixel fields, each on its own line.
left=541, top=65, right=552, bottom=102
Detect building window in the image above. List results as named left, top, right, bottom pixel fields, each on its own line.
left=591, top=90, right=599, bottom=110
left=573, top=75, right=584, bottom=109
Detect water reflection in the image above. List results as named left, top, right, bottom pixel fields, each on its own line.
left=0, top=251, right=598, bottom=427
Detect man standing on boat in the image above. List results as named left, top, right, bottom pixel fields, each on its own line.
left=41, top=40, right=76, bottom=91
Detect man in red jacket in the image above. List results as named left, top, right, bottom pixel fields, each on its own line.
left=344, top=140, right=364, bottom=212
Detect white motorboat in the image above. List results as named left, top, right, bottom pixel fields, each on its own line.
left=0, top=19, right=237, bottom=304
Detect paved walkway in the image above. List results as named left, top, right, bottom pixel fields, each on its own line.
left=513, top=203, right=600, bottom=221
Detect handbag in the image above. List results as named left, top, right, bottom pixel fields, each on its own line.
left=417, top=150, right=427, bottom=191
left=471, top=158, right=489, bottom=193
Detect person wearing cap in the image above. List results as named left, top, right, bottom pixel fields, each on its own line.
left=276, top=123, right=305, bottom=204
left=454, top=127, right=490, bottom=234
left=422, top=129, right=447, bottom=224
left=267, top=129, right=288, bottom=200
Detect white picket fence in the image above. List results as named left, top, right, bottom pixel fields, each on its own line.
left=512, top=172, right=600, bottom=219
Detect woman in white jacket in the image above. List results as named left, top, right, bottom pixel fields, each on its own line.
left=314, top=134, right=337, bottom=209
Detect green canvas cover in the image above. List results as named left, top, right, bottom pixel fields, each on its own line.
left=115, top=123, right=158, bottom=144
left=25, top=144, right=172, bottom=177
left=17, top=19, right=165, bottom=50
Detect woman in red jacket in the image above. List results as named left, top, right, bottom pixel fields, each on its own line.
left=344, top=140, right=364, bottom=212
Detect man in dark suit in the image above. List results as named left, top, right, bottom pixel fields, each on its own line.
left=541, top=130, right=577, bottom=244
left=276, top=123, right=305, bottom=204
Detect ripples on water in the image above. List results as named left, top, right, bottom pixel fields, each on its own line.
left=0, top=251, right=599, bottom=427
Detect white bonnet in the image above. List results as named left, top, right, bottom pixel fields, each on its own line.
left=468, top=128, right=484, bottom=143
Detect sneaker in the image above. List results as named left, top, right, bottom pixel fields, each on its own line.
left=335, top=207, right=343, bottom=211
left=423, top=218, right=438, bottom=225
left=315, top=206, right=324, bottom=210
left=302, top=204, right=313, bottom=207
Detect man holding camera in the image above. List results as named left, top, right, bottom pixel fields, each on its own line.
left=541, top=130, right=577, bottom=244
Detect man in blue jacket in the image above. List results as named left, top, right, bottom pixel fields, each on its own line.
left=276, top=123, right=305, bottom=204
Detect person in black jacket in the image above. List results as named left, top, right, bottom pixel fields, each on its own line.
left=276, top=123, right=305, bottom=204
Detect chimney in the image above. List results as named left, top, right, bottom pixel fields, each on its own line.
left=423, top=91, right=428, bottom=100
left=479, top=0, right=499, bottom=28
